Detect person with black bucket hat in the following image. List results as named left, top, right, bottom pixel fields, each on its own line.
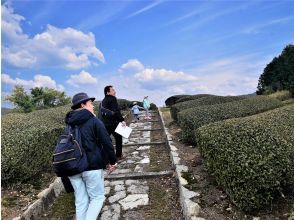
left=65, top=92, right=117, bottom=220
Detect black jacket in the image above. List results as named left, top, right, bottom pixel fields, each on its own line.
left=101, top=95, right=124, bottom=127
left=65, top=109, right=117, bottom=170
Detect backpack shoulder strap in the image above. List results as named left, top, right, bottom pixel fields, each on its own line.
left=71, top=116, right=94, bottom=141
left=64, top=124, right=73, bottom=135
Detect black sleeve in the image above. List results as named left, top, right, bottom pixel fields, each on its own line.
left=110, top=97, right=124, bottom=122
left=94, top=119, right=117, bottom=165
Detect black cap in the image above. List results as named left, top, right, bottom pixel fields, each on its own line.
left=71, top=92, right=95, bottom=110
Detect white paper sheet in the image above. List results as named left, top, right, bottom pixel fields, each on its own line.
left=115, top=122, right=132, bottom=139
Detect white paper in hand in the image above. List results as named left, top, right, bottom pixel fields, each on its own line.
left=115, top=122, right=132, bottom=139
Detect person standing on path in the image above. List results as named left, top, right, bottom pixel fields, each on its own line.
left=101, top=85, right=126, bottom=160
left=66, top=92, right=117, bottom=220
left=131, top=101, right=144, bottom=122
left=143, top=96, right=151, bottom=119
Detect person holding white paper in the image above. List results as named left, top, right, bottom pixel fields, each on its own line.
left=115, top=122, right=132, bottom=139
left=101, top=85, right=126, bottom=160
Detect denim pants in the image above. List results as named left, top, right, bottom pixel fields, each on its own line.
left=133, top=113, right=139, bottom=121
left=69, top=169, right=105, bottom=220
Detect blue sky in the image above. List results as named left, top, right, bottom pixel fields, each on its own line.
left=1, top=0, right=294, bottom=107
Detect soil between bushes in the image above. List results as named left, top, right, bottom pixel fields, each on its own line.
left=1, top=172, right=56, bottom=219
left=160, top=107, right=294, bottom=220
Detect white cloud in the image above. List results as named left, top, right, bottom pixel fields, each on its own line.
left=77, top=1, right=130, bottom=30
left=119, top=59, right=197, bottom=82
left=126, top=1, right=163, bottom=19
left=2, top=47, right=37, bottom=68
left=166, top=73, right=258, bottom=97
left=1, top=3, right=27, bottom=44
left=114, top=55, right=265, bottom=106
left=181, top=4, right=249, bottom=32
left=66, top=56, right=261, bottom=107
left=1, top=73, right=64, bottom=91
left=242, top=15, right=294, bottom=34
left=134, top=68, right=198, bottom=82
left=119, top=59, right=145, bottom=72
left=165, top=4, right=211, bottom=26
left=1, top=4, right=105, bottom=69
left=66, top=70, right=98, bottom=87
left=176, top=55, right=268, bottom=96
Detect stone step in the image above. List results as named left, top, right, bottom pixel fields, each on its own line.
left=132, top=128, right=163, bottom=131
left=122, top=141, right=166, bottom=147
left=105, top=170, right=174, bottom=180
left=141, top=120, right=160, bottom=122
left=148, top=110, right=158, bottom=113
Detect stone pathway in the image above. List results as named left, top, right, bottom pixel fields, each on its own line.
left=100, top=180, right=149, bottom=220
left=107, top=120, right=152, bottom=174
left=99, top=112, right=159, bottom=219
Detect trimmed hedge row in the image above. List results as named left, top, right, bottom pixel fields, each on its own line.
left=178, top=96, right=283, bottom=144
left=283, top=98, right=294, bottom=105
left=1, top=104, right=71, bottom=185
left=171, top=95, right=245, bottom=121
left=196, top=104, right=294, bottom=211
left=175, top=94, right=211, bottom=104
left=269, top=90, right=291, bottom=101
left=165, top=95, right=191, bottom=106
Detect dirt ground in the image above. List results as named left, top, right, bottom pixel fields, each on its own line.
left=160, top=107, right=294, bottom=220
left=126, top=177, right=183, bottom=220
left=1, top=172, right=56, bottom=219
left=149, top=122, right=171, bottom=172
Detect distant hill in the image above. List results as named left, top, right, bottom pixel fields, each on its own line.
left=240, top=92, right=256, bottom=97
left=1, top=108, right=15, bottom=116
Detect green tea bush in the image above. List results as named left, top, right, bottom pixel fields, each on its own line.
left=117, top=99, right=132, bottom=110
left=1, top=104, right=71, bottom=185
left=165, top=95, right=191, bottom=106
left=178, top=96, right=282, bottom=144
left=150, top=103, right=157, bottom=110
left=175, top=94, right=212, bottom=104
left=196, top=104, right=294, bottom=211
left=282, top=98, right=294, bottom=105
left=171, top=95, right=245, bottom=121
left=269, top=90, right=291, bottom=101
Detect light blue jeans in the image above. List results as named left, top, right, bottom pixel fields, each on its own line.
left=69, top=169, right=105, bottom=220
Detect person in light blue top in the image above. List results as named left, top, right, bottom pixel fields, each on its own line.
left=131, top=102, right=144, bottom=122
left=143, top=96, right=151, bottom=119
